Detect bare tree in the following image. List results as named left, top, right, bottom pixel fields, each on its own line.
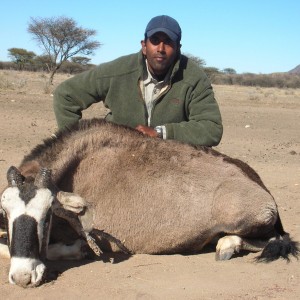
left=28, top=16, right=101, bottom=84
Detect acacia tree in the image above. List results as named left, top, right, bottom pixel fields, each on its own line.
left=222, top=68, right=237, bottom=74
left=71, top=56, right=91, bottom=65
left=184, top=53, right=206, bottom=68
left=28, top=16, right=101, bottom=84
left=33, top=55, right=53, bottom=71
left=8, top=48, right=36, bottom=70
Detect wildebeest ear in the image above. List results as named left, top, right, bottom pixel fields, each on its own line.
left=56, top=191, right=87, bottom=214
left=34, top=168, right=52, bottom=188
left=7, top=166, right=23, bottom=187
left=55, top=191, right=94, bottom=233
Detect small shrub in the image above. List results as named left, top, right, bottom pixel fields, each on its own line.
left=284, top=89, right=295, bottom=95
left=264, top=91, right=274, bottom=98
left=0, top=75, right=14, bottom=90
left=248, top=92, right=260, bottom=101
left=39, top=73, right=48, bottom=79
left=15, top=78, right=27, bottom=89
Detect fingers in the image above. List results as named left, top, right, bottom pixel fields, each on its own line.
left=135, top=125, right=158, bottom=138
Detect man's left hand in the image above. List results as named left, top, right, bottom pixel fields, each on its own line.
left=135, top=125, right=158, bottom=138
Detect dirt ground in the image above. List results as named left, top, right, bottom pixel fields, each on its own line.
left=0, top=70, right=299, bottom=299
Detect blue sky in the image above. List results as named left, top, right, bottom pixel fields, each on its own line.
left=0, top=0, right=299, bottom=74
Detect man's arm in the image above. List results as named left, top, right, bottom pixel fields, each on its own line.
left=53, top=68, right=102, bottom=131
left=165, top=85, right=223, bottom=146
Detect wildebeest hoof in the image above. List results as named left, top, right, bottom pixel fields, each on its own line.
left=215, top=235, right=242, bottom=260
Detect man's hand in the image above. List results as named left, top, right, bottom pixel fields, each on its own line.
left=135, top=125, right=158, bottom=138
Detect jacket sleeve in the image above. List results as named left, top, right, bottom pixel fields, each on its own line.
left=164, top=80, right=223, bottom=146
left=53, top=67, right=104, bottom=131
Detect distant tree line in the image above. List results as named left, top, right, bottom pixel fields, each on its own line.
left=1, top=53, right=299, bottom=88
left=212, top=72, right=300, bottom=89
left=185, top=53, right=300, bottom=89
left=1, top=15, right=299, bottom=89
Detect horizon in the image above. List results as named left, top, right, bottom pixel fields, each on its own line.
left=1, top=0, right=299, bottom=74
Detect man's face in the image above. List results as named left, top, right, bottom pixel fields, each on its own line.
left=141, top=32, right=180, bottom=78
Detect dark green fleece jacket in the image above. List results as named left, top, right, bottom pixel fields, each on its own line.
left=53, top=51, right=223, bottom=146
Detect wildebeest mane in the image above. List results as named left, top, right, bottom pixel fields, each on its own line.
left=21, top=119, right=136, bottom=165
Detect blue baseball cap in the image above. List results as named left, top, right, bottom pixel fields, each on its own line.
left=145, top=15, right=182, bottom=42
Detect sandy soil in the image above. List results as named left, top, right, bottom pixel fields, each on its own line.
left=0, top=70, right=299, bottom=299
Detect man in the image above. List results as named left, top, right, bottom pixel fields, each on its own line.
left=53, top=15, right=223, bottom=146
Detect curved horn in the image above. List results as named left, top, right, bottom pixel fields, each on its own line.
left=34, top=168, right=52, bottom=188
left=7, top=166, right=23, bottom=187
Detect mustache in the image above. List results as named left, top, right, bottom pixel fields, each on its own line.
left=154, top=55, right=166, bottom=59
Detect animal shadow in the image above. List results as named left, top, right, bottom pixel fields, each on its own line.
left=45, top=251, right=132, bottom=284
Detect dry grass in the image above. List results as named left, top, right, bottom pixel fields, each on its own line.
left=1, top=69, right=300, bottom=108
left=213, top=84, right=300, bottom=109
left=0, top=70, right=72, bottom=95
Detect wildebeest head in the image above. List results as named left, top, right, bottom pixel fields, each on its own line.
left=1, top=166, right=54, bottom=288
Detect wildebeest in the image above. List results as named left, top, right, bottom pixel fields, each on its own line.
left=0, top=118, right=298, bottom=288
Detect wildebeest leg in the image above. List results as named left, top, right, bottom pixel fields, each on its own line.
left=91, top=229, right=131, bottom=254
left=47, top=239, right=86, bottom=261
left=215, top=235, right=268, bottom=260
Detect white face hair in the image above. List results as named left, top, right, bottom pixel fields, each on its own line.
left=8, top=257, right=46, bottom=287
left=1, top=185, right=54, bottom=287
left=1, top=186, right=54, bottom=252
